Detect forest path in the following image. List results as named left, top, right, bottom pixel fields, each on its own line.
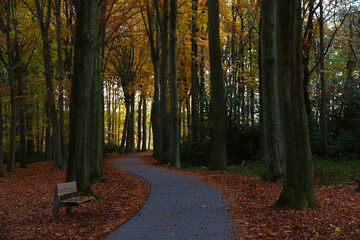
left=106, top=152, right=234, bottom=240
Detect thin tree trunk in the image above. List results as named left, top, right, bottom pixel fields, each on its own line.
left=319, top=0, right=328, bottom=155
left=169, top=0, right=180, bottom=168
left=55, top=0, right=68, bottom=166
left=5, top=0, right=16, bottom=173
left=137, top=97, right=142, bottom=151
left=191, top=0, right=199, bottom=141
left=120, top=94, right=130, bottom=153
left=208, top=0, right=226, bottom=170
left=34, top=0, right=63, bottom=171
left=142, top=98, right=147, bottom=151
left=260, top=0, right=283, bottom=182
left=15, top=44, right=27, bottom=168
left=143, top=1, right=160, bottom=157
left=155, top=0, right=169, bottom=160
left=0, top=85, right=3, bottom=177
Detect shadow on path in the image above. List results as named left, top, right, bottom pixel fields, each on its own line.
left=106, top=153, right=233, bottom=240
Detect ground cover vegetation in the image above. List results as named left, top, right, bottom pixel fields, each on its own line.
left=0, top=0, right=360, bottom=237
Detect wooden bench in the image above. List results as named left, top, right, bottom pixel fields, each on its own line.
left=52, top=181, right=94, bottom=220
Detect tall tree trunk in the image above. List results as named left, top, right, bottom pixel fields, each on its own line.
left=66, top=0, right=100, bottom=194
left=143, top=1, right=160, bottom=157
left=15, top=43, right=27, bottom=168
left=260, top=0, right=284, bottom=182
left=120, top=94, right=130, bottom=153
left=89, top=48, right=103, bottom=184
left=142, top=98, right=147, bottom=151
left=0, top=83, right=3, bottom=177
left=34, top=0, right=63, bottom=171
left=4, top=0, right=16, bottom=173
left=208, top=0, right=226, bottom=170
left=157, top=0, right=169, bottom=161
left=137, top=97, right=142, bottom=151
left=319, top=0, right=328, bottom=155
left=191, top=0, right=199, bottom=141
left=275, top=0, right=316, bottom=209
left=303, top=0, right=316, bottom=115
left=169, top=0, right=180, bottom=168
left=55, top=0, right=68, bottom=166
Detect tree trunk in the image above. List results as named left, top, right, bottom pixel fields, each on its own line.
left=302, top=0, right=316, bottom=115
left=143, top=2, right=160, bottom=157
left=169, top=0, right=180, bottom=168
left=208, top=0, right=226, bottom=170
left=275, top=0, right=316, bottom=209
left=191, top=0, right=199, bottom=141
left=319, top=0, right=328, bottom=155
left=137, top=97, right=142, bottom=151
left=142, top=98, right=147, bottom=151
left=34, top=0, right=63, bottom=171
left=89, top=49, right=103, bottom=184
left=260, top=0, right=284, bottom=182
left=120, top=94, right=130, bottom=153
left=158, top=0, right=169, bottom=161
left=55, top=0, right=68, bottom=166
left=66, top=0, right=99, bottom=194
left=15, top=43, right=27, bottom=168
left=5, top=0, right=16, bottom=173
left=0, top=85, right=3, bottom=177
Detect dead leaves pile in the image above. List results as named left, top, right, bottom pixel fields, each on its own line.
left=140, top=155, right=360, bottom=239
left=0, top=154, right=149, bottom=240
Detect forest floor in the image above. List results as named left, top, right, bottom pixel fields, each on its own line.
left=1, top=153, right=360, bottom=239
left=140, top=155, right=360, bottom=239
left=0, top=153, right=149, bottom=240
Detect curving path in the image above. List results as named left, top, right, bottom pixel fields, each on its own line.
left=106, top=153, right=234, bottom=240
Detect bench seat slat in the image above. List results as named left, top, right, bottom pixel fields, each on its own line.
left=60, top=196, right=95, bottom=206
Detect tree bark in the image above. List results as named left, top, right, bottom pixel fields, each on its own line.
left=55, top=0, right=68, bottom=166
left=137, top=97, right=142, bottom=151
left=208, top=0, right=226, bottom=170
left=275, top=0, right=316, bottom=209
left=0, top=82, right=3, bottom=177
left=260, top=0, right=284, bottom=182
left=319, top=0, right=328, bottom=155
left=5, top=0, right=16, bottom=173
left=302, top=0, right=316, bottom=115
left=15, top=43, right=27, bottom=168
left=142, top=98, right=147, bottom=151
left=191, top=0, right=199, bottom=141
left=169, top=0, right=180, bottom=168
left=34, top=0, right=63, bottom=171
left=157, top=0, right=169, bottom=161
left=66, top=0, right=100, bottom=194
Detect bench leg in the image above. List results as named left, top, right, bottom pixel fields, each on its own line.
left=52, top=204, right=59, bottom=220
left=66, top=206, right=71, bottom=215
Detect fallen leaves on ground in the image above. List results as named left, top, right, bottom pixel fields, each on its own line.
left=140, top=155, right=360, bottom=239
left=0, top=154, right=149, bottom=240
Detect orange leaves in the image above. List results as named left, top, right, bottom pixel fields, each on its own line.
left=0, top=154, right=149, bottom=239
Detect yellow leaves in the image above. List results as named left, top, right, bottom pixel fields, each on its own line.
left=335, top=227, right=342, bottom=233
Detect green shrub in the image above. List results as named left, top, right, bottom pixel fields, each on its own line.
left=105, top=143, right=120, bottom=153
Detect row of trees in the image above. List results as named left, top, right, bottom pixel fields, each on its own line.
left=1, top=0, right=359, bottom=208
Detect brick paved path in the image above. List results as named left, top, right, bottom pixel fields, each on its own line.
left=106, top=153, right=234, bottom=240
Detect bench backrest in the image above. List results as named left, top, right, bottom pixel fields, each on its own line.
left=56, top=181, right=77, bottom=197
